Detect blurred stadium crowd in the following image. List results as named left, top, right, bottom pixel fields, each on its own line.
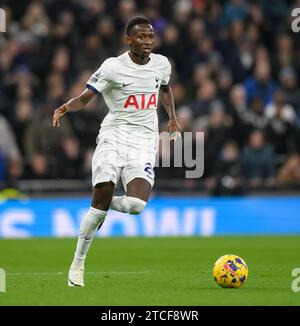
left=1, top=0, right=300, bottom=195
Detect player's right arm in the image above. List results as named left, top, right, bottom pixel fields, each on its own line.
left=52, top=88, right=96, bottom=127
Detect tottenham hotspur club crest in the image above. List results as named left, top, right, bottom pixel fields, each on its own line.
left=155, top=77, right=159, bottom=88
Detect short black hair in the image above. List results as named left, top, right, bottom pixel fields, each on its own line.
left=125, top=16, right=152, bottom=36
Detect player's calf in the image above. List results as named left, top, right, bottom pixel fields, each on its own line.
left=68, top=207, right=107, bottom=287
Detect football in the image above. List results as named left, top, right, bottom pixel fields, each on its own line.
left=213, top=254, right=248, bottom=288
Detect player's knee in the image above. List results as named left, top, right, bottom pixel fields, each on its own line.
left=128, top=203, right=144, bottom=215
left=126, top=196, right=146, bottom=215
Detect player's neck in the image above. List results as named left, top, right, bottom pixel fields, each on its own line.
left=128, top=50, right=150, bottom=65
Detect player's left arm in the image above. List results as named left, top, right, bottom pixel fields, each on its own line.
left=160, top=84, right=181, bottom=141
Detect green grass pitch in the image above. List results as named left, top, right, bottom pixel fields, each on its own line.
left=0, top=236, right=299, bottom=306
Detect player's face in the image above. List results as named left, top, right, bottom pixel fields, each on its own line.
left=127, top=24, right=155, bottom=57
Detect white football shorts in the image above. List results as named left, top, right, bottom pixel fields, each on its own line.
left=92, top=131, right=158, bottom=190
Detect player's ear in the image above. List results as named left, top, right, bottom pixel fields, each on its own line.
left=125, top=35, right=132, bottom=46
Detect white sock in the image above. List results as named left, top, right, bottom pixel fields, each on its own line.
left=110, top=195, right=146, bottom=215
left=70, top=207, right=107, bottom=270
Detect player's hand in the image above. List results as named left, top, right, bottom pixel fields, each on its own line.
left=52, top=104, right=68, bottom=127
left=167, top=118, right=181, bottom=142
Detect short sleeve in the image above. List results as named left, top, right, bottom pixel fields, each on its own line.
left=161, top=58, right=172, bottom=86
left=86, top=58, right=115, bottom=94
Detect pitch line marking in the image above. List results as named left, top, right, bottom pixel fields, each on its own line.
left=7, top=271, right=167, bottom=276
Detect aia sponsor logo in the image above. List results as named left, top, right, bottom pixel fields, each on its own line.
left=124, top=94, right=157, bottom=110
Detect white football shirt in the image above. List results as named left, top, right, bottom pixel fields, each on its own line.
left=86, top=51, right=171, bottom=140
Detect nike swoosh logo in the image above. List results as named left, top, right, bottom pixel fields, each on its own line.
left=122, top=82, right=134, bottom=87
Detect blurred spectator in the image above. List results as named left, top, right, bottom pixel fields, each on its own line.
left=24, top=104, right=73, bottom=178
left=158, top=24, right=183, bottom=73
left=172, top=0, right=192, bottom=29
left=4, top=65, right=38, bottom=121
left=187, top=64, right=210, bottom=98
left=75, top=34, right=110, bottom=72
left=208, top=52, right=223, bottom=81
left=82, top=148, right=94, bottom=181
left=51, top=47, right=71, bottom=76
left=115, top=0, right=137, bottom=32
left=170, top=82, right=186, bottom=108
left=242, top=130, right=275, bottom=188
left=143, top=5, right=167, bottom=36
left=265, top=90, right=296, bottom=124
left=186, top=36, right=215, bottom=80
left=58, top=137, right=84, bottom=179
left=205, top=1, right=222, bottom=37
left=45, top=72, right=66, bottom=106
left=96, top=16, right=119, bottom=55
left=277, top=153, right=300, bottom=188
left=245, top=96, right=268, bottom=131
left=67, top=73, right=108, bottom=149
left=254, top=46, right=270, bottom=65
left=230, top=90, right=268, bottom=145
left=25, top=153, right=51, bottom=179
left=12, top=99, right=34, bottom=154
left=228, top=84, right=248, bottom=145
left=229, top=84, right=247, bottom=112
left=0, top=115, right=23, bottom=186
left=186, top=18, right=206, bottom=51
left=274, top=34, right=297, bottom=72
left=221, top=20, right=250, bottom=82
left=204, top=101, right=234, bottom=176
left=278, top=67, right=300, bottom=117
left=221, top=0, right=249, bottom=27
left=79, top=0, right=106, bottom=36
left=264, top=91, right=298, bottom=156
left=176, top=106, right=193, bottom=132
left=190, top=80, right=217, bottom=119
left=260, top=0, right=288, bottom=28
left=244, top=62, right=277, bottom=106
left=207, top=141, right=244, bottom=196
left=22, top=1, right=50, bottom=37
left=216, top=67, right=233, bottom=107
